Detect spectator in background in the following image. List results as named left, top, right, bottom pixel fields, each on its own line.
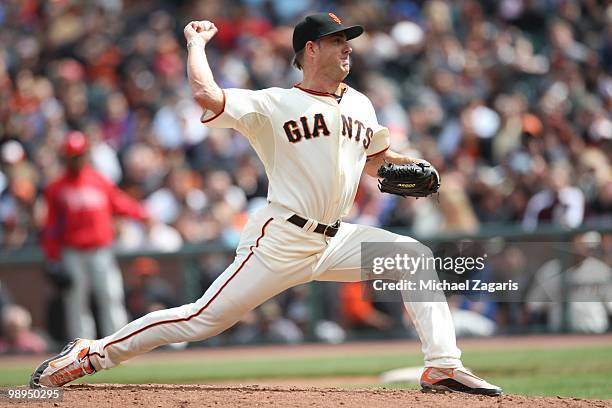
left=448, top=296, right=496, bottom=337
left=0, top=140, right=42, bottom=249
left=41, top=131, right=150, bottom=340
left=233, top=300, right=304, bottom=344
left=125, top=257, right=177, bottom=320
left=526, top=232, right=612, bottom=333
left=0, top=281, right=13, bottom=322
left=340, top=282, right=394, bottom=332
left=0, top=304, right=47, bottom=354
left=522, top=162, right=585, bottom=230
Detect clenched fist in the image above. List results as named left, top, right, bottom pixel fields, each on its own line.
left=184, top=20, right=218, bottom=46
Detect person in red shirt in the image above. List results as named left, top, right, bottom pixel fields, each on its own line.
left=41, top=131, right=149, bottom=340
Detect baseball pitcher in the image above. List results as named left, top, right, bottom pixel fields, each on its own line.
left=31, top=13, right=501, bottom=396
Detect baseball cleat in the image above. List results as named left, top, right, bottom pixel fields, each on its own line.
left=420, top=367, right=502, bottom=396
left=30, top=338, right=96, bottom=388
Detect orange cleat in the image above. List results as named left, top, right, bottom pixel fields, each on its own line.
left=30, top=339, right=96, bottom=388
left=420, top=367, right=502, bottom=396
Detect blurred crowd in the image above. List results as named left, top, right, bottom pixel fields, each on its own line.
left=1, top=0, right=612, bottom=351
left=1, top=0, right=611, bottom=251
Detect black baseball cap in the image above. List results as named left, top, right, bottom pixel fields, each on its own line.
left=292, top=12, right=364, bottom=53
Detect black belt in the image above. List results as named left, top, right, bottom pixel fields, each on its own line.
left=287, top=214, right=340, bottom=237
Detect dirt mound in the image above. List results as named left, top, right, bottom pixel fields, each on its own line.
left=22, top=384, right=611, bottom=408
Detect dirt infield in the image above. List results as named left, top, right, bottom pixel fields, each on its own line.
left=18, top=384, right=612, bottom=408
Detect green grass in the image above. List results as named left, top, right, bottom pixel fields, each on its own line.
left=2, top=344, right=611, bottom=399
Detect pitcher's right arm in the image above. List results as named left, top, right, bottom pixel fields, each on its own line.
left=184, top=20, right=224, bottom=115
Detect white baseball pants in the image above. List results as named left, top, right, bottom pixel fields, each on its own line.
left=88, top=203, right=462, bottom=370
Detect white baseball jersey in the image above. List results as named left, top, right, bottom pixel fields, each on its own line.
left=201, top=84, right=390, bottom=224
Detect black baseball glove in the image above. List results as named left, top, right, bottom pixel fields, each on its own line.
left=377, top=162, right=441, bottom=198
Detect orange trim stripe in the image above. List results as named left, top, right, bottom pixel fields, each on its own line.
left=293, top=84, right=337, bottom=99
left=49, top=356, right=70, bottom=369
left=201, top=89, right=227, bottom=124
left=101, top=217, right=274, bottom=353
left=421, top=367, right=433, bottom=383
left=366, top=146, right=389, bottom=158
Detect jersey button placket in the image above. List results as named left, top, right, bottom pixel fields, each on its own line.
left=334, top=104, right=343, bottom=219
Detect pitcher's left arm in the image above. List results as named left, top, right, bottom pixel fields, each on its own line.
left=363, top=149, right=427, bottom=178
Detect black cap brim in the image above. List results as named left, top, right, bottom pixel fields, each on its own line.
left=324, top=25, right=364, bottom=41
left=294, top=25, right=363, bottom=52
